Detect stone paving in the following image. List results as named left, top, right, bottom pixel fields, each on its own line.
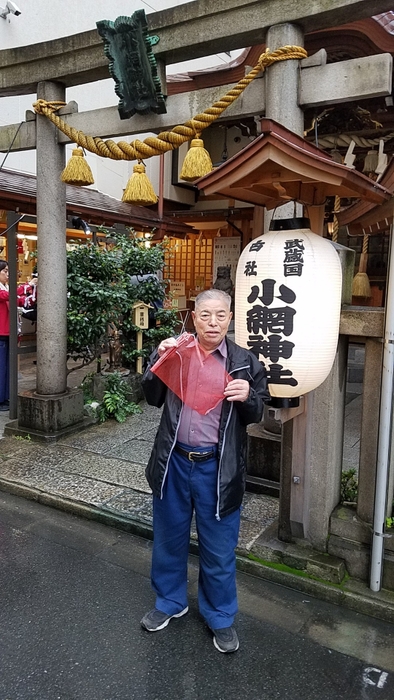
left=0, top=398, right=280, bottom=554
left=4, top=355, right=394, bottom=624
left=0, top=350, right=362, bottom=558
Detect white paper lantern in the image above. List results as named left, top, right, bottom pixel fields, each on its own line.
left=235, top=219, right=342, bottom=404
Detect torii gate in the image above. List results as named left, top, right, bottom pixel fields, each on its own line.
left=0, top=0, right=393, bottom=549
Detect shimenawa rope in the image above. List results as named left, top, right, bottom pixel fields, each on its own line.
left=33, top=46, right=307, bottom=163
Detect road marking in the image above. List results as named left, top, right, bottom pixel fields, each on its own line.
left=362, top=667, right=389, bottom=688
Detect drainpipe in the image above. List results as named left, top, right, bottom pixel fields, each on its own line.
left=370, top=221, right=394, bottom=591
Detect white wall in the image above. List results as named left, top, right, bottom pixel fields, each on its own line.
left=0, top=0, right=185, bottom=49
left=0, top=0, right=242, bottom=200
left=0, top=0, right=241, bottom=71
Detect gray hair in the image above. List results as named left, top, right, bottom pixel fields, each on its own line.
left=195, top=289, right=231, bottom=310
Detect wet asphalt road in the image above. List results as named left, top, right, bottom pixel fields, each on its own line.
left=0, top=491, right=393, bottom=700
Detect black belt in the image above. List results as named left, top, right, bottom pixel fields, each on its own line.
left=174, top=444, right=215, bottom=462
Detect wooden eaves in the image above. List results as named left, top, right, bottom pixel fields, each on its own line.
left=195, top=119, right=391, bottom=210
left=337, top=157, right=394, bottom=235
left=0, top=168, right=191, bottom=237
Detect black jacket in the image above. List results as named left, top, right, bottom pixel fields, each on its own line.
left=141, top=337, right=270, bottom=519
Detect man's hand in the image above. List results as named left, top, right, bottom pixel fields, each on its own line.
left=157, top=337, right=177, bottom=357
left=224, top=379, right=250, bottom=403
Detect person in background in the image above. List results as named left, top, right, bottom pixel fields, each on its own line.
left=0, top=261, right=26, bottom=412
left=140, top=289, right=270, bottom=653
left=17, top=273, right=38, bottom=324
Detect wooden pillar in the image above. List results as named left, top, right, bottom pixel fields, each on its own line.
left=252, top=206, right=265, bottom=239
left=278, top=419, right=293, bottom=542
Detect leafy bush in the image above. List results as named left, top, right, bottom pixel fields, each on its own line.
left=386, top=502, right=394, bottom=529
left=340, top=468, right=358, bottom=504
left=97, top=372, right=142, bottom=423
left=80, top=372, right=96, bottom=403
left=66, top=231, right=178, bottom=371
left=67, top=241, right=128, bottom=365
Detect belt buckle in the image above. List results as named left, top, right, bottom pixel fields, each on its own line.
left=188, top=451, right=201, bottom=461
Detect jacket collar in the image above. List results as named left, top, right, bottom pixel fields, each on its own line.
left=225, top=337, right=253, bottom=371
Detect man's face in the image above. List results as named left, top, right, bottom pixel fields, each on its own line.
left=192, top=298, right=232, bottom=353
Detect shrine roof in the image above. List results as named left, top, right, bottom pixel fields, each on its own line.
left=196, top=119, right=391, bottom=209
left=0, top=168, right=190, bottom=236
left=337, top=156, right=394, bottom=235
left=168, top=14, right=394, bottom=96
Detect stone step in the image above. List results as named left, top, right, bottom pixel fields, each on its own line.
left=329, top=505, right=394, bottom=589
left=249, top=521, right=346, bottom=585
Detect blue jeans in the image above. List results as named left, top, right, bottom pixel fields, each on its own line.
left=151, top=442, right=241, bottom=629
left=0, top=337, right=9, bottom=404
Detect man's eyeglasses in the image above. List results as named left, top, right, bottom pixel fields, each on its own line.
left=196, top=311, right=230, bottom=322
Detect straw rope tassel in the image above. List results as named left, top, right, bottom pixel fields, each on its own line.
left=61, top=148, right=94, bottom=186
left=122, top=161, right=158, bottom=205
left=180, top=137, right=213, bottom=181
left=352, top=232, right=371, bottom=298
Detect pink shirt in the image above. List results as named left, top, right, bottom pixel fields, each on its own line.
left=176, top=338, right=227, bottom=447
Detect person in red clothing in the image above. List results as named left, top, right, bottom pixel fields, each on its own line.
left=17, top=274, right=38, bottom=323
left=0, top=260, right=26, bottom=412
left=0, top=260, right=11, bottom=411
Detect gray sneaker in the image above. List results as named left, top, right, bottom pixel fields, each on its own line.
left=140, top=606, right=189, bottom=632
left=211, top=626, right=239, bottom=653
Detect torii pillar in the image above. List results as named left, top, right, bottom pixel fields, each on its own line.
left=36, top=81, right=68, bottom=396
left=266, top=24, right=304, bottom=148
left=263, top=24, right=348, bottom=549
left=261, top=23, right=304, bottom=232
left=7, top=81, right=85, bottom=442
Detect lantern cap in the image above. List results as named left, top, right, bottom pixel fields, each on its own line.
left=266, top=396, right=300, bottom=408
left=269, top=217, right=310, bottom=231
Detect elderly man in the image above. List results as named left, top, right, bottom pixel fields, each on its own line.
left=140, top=289, right=269, bottom=653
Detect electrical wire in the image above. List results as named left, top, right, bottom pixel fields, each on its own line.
left=0, top=121, right=24, bottom=172
left=1, top=213, right=25, bottom=235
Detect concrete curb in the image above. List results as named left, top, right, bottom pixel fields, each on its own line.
left=1, top=476, right=394, bottom=625
left=236, top=558, right=394, bottom=624
left=0, top=478, right=155, bottom=541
